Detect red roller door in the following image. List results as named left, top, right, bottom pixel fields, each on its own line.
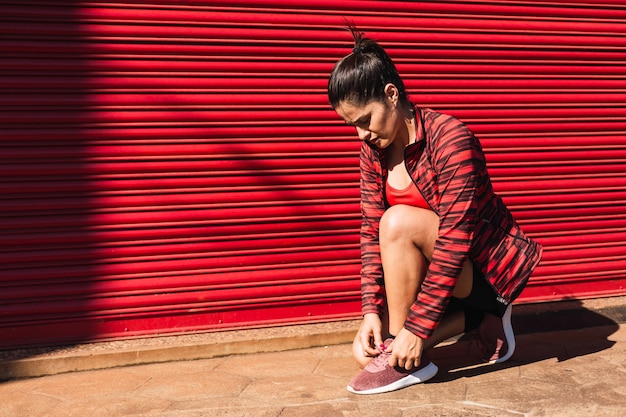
left=1, top=0, right=625, bottom=348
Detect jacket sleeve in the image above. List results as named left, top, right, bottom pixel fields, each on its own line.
left=359, top=143, right=387, bottom=317
left=404, top=116, right=484, bottom=338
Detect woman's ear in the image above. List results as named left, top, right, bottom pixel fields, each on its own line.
left=384, top=83, right=399, bottom=107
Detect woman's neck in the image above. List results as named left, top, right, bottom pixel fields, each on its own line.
left=391, top=104, right=417, bottom=152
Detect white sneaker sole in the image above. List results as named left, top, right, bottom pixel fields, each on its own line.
left=346, top=362, right=439, bottom=395
left=488, top=303, right=515, bottom=364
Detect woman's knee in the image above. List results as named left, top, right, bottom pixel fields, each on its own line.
left=379, top=204, right=437, bottom=247
left=379, top=204, right=414, bottom=242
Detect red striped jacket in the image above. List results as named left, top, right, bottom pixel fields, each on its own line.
left=360, top=107, right=543, bottom=339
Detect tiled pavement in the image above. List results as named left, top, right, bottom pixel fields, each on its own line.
left=1, top=298, right=625, bottom=416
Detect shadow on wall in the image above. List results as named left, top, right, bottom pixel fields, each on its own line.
left=0, top=4, right=105, bottom=352
left=0, top=3, right=362, bottom=359
left=430, top=298, right=620, bottom=382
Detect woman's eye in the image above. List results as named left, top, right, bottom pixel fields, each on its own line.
left=345, top=116, right=370, bottom=128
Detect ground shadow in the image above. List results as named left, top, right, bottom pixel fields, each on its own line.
left=429, top=298, right=620, bottom=383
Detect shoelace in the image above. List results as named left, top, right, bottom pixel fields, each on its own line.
left=365, top=350, right=392, bottom=372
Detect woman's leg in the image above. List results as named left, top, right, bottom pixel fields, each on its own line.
left=378, top=204, right=473, bottom=350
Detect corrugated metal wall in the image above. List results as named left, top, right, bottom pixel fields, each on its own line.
left=1, top=0, right=625, bottom=349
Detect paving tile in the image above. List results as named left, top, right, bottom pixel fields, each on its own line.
left=160, top=404, right=284, bottom=417
left=519, top=358, right=580, bottom=386
left=132, top=368, right=250, bottom=402
left=313, top=354, right=358, bottom=381
left=241, top=373, right=347, bottom=405
left=465, top=377, right=572, bottom=415
left=176, top=409, right=280, bottom=417
left=403, top=402, right=525, bottom=417
left=0, top=377, right=42, bottom=398
left=28, top=368, right=150, bottom=400
left=578, top=379, right=626, bottom=407
left=216, top=349, right=321, bottom=379
left=527, top=404, right=624, bottom=417
left=561, top=354, right=625, bottom=386
left=346, top=400, right=408, bottom=417
left=40, top=395, right=171, bottom=417
left=346, top=397, right=514, bottom=417
left=0, top=390, right=61, bottom=417
left=163, top=397, right=283, bottom=417
left=279, top=402, right=354, bottom=417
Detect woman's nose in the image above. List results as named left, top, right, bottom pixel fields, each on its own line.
left=356, top=126, right=370, bottom=141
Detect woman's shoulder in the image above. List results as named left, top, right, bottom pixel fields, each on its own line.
left=420, top=107, right=475, bottom=144
left=419, top=107, right=465, bottom=132
left=419, top=107, right=480, bottom=159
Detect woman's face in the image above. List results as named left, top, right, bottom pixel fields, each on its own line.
left=335, top=90, right=402, bottom=150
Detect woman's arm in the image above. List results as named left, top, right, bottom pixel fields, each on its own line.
left=359, top=142, right=387, bottom=317
left=405, top=116, right=484, bottom=339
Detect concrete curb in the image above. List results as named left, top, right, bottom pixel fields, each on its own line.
left=0, top=320, right=361, bottom=380
left=1, top=296, right=625, bottom=381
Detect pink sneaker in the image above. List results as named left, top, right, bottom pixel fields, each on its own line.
left=347, top=339, right=438, bottom=395
left=478, top=304, right=515, bottom=364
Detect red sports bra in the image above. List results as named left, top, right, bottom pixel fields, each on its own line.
left=385, top=179, right=431, bottom=210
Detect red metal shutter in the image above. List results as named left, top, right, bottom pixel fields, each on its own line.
left=1, top=1, right=625, bottom=348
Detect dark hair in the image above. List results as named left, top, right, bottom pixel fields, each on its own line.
left=328, top=26, right=408, bottom=109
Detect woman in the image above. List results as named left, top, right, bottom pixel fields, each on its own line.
left=327, top=27, right=543, bottom=395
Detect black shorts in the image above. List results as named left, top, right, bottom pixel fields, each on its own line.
left=447, top=265, right=511, bottom=332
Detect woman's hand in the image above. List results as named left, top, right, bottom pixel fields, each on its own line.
left=357, top=313, right=385, bottom=357
left=386, top=328, right=424, bottom=370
